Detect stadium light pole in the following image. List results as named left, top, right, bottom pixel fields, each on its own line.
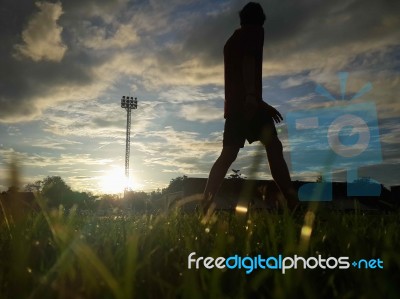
left=121, top=96, right=138, bottom=196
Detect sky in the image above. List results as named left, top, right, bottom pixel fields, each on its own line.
left=0, top=0, right=399, bottom=195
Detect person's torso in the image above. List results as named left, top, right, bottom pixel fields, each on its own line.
left=224, top=26, right=264, bottom=118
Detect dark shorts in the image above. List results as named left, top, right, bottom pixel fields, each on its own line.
left=223, top=109, right=277, bottom=148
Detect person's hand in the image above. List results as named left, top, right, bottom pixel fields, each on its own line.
left=244, top=95, right=258, bottom=120
left=264, top=103, right=283, bottom=123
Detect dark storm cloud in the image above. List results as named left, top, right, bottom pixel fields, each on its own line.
left=1, top=0, right=398, bottom=123
left=61, top=0, right=123, bottom=16
left=181, top=2, right=241, bottom=65
left=181, top=0, right=326, bottom=64
left=180, top=0, right=400, bottom=67
left=0, top=52, right=95, bottom=118
left=0, top=1, right=36, bottom=49
left=0, top=1, right=38, bottom=119
left=0, top=0, right=125, bottom=123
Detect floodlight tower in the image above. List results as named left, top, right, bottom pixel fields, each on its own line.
left=121, top=96, right=138, bottom=194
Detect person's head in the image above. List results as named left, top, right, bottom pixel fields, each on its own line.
left=239, top=2, right=266, bottom=27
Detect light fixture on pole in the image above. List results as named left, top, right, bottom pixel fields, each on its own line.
left=121, top=96, right=138, bottom=195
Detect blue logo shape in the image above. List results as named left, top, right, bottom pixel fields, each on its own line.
left=286, top=73, right=382, bottom=201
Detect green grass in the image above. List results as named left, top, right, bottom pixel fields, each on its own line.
left=1, top=196, right=399, bottom=299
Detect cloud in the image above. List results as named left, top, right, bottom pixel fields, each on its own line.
left=138, top=126, right=222, bottom=174
left=14, top=1, right=67, bottom=62
left=79, top=23, right=140, bottom=50
left=179, top=102, right=223, bottom=123
left=280, top=76, right=310, bottom=89
left=0, top=0, right=134, bottom=123
left=264, top=0, right=400, bottom=75
left=1, top=0, right=399, bottom=124
left=176, top=0, right=400, bottom=77
left=0, top=147, right=112, bottom=168
left=42, top=100, right=160, bottom=138
left=0, top=0, right=398, bottom=192
left=28, top=137, right=82, bottom=150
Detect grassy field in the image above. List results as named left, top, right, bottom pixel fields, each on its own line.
left=1, top=195, right=399, bottom=299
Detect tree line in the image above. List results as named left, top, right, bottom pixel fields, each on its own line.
left=1, top=175, right=191, bottom=212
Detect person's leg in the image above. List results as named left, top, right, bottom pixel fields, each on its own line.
left=203, top=146, right=240, bottom=201
left=262, top=134, right=298, bottom=209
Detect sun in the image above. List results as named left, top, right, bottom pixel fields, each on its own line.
left=99, top=167, right=140, bottom=194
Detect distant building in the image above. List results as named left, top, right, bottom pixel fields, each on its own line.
left=390, top=186, right=400, bottom=208
left=167, top=177, right=395, bottom=212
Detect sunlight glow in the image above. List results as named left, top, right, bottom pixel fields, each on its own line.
left=300, top=211, right=315, bottom=241
left=235, top=205, right=248, bottom=214
left=300, top=226, right=312, bottom=239
left=99, top=167, right=141, bottom=194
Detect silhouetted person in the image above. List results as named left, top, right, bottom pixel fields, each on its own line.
left=202, top=2, right=298, bottom=215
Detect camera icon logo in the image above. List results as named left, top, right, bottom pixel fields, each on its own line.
left=286, top=73, right=382, bottom=201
